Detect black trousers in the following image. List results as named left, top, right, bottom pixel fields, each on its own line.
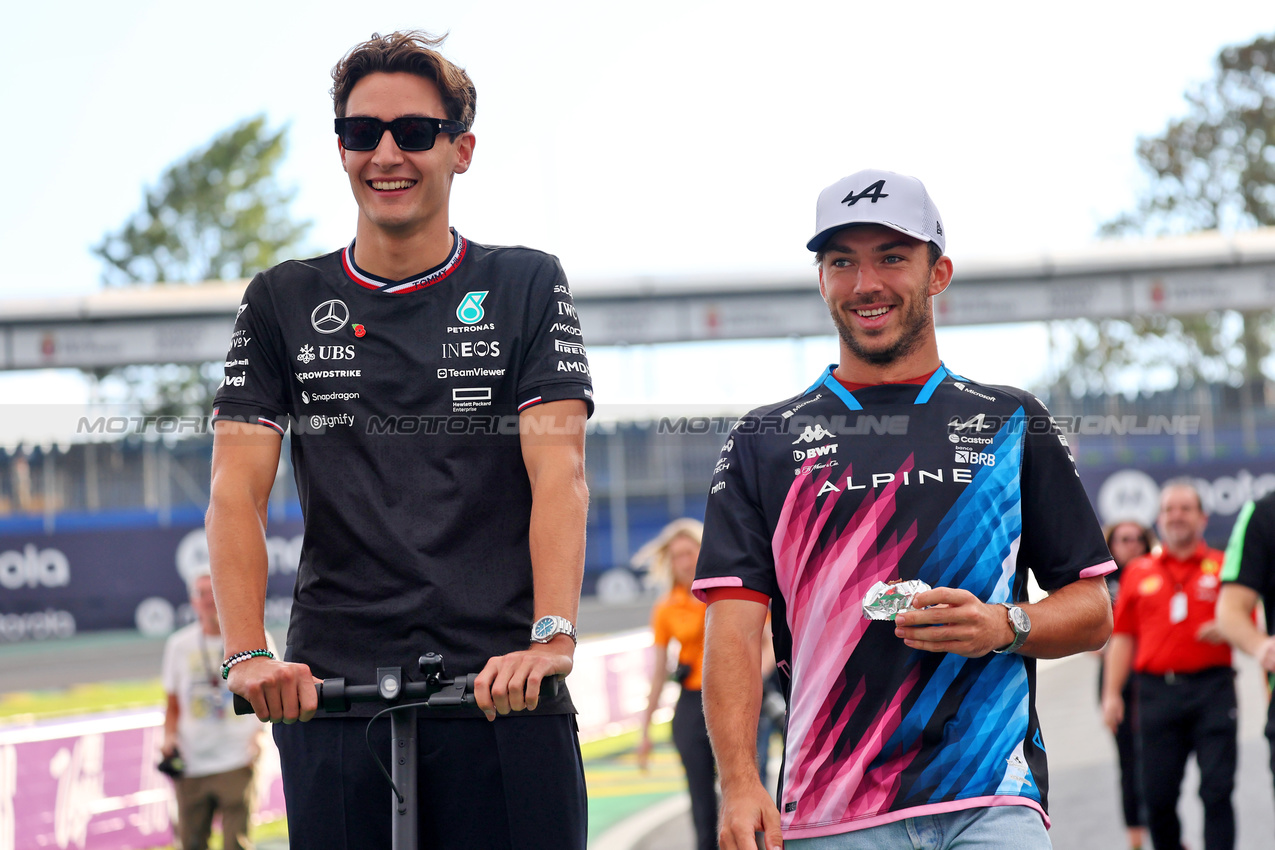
left=1135, top=668, right=1237, bottom=850
left=672, top=688, right=718, bottom=850
left=1099, top=659, right=1144, bottom=828
left=273, top=713, right=587, bottom=850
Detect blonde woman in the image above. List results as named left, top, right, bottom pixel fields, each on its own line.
left=634, top=518, right=717, bottom=850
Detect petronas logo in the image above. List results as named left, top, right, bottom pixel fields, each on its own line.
left=457, top=291, right=489, bottom=325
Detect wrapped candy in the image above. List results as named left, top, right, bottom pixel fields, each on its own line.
left=862, top=580, right=933, bottom=621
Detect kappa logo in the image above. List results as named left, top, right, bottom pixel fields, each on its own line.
left=311, top=299, right=350, bottom=334
left=792, top=424, right=835, bottom=444
left=456, top=292, right=489, bottom=325
left=297, top=345, right=316, bottom=364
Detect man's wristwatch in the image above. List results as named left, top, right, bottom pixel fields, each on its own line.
left=991, top=602, right=1031, bottom=654
left=531, top=615, right=577, bottom=645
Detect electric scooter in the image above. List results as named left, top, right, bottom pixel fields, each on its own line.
left=234, top=652, right=558, bottom=849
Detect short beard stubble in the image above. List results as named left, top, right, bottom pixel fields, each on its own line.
left=829, top=284, right=933, bottom=367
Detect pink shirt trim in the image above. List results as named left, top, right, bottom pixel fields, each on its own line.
left=782, top=796, right=1048, bottom=839
left=1079, top=559, right=1117, bottom=579
left=690, top=576, right=742, bottom=603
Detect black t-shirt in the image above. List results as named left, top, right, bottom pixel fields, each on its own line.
left=693, top=365, right=1113, bottom=837
left=1222, top=491, right=1275, bottom=695
left=212, top=233, right=593, bottom=715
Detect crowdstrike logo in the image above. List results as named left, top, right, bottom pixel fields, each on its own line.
left=456, top=291, right=489, bottom=325
left=792, top=424, right=835, bottom=444
left=311, top=300, right=350, bottom=334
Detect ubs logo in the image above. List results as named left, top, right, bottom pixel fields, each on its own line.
left=311, top=300, right=350, bottom=334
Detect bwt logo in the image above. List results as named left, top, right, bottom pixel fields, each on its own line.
left=0, top=544, right=71, bottom=589
left=793, top=444, right=838, bottom=462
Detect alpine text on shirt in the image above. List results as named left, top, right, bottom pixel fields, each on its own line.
left=693, top=365, right=1114, bottom=839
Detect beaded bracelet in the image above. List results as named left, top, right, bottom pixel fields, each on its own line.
left=221, top=649, right=274, bottom=680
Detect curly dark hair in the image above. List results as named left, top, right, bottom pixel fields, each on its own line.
left=331, top=31, right=476, bottom=132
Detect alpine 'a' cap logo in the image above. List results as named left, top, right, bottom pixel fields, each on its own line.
left=311, top=299, right=350, bottom=334
left=456, top=291, right=489, bottom=325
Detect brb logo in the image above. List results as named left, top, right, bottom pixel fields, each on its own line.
left=456, top=291, right=489, bottom=325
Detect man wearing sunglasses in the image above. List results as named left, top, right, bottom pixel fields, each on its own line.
left=206, top=31, right=591, bottom=850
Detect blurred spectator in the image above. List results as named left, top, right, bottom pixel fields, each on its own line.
left=1103, top=480, right=1236, bottom=850
left=633, top=518, right=717, bottom=850
left=161, top=569, right=273, bottom=850
left=1100, top=520, right=1156, bottom=850
left=1218, top=491, right=1275, bottom=801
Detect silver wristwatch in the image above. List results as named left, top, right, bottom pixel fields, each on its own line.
left=991, top=602, right=1031, bottom=654
left=531, top=615, right=577, bottom=645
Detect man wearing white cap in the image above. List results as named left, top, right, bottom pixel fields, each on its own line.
left=695, top=170, right=1115, bottom=849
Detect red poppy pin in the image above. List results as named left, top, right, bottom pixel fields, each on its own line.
left=354, top=324, right=366, bottom=338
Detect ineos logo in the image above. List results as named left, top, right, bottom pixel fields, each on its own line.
left=311, top=300, right=350, bottom=334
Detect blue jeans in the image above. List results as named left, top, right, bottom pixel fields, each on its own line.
left=785, top=804, right=1049, bottom=850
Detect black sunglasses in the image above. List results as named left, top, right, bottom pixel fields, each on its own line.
left=334, top=116, right=467, bottom=152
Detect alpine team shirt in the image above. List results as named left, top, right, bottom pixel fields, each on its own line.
left=693, top=365, right=1114, bottom=839
left=211, top=233, right=593, bottom=715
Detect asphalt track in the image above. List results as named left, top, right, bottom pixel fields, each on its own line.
left=3, top=604, right=1272, bottom=849
left=626, top=652, right=1275, bottom=850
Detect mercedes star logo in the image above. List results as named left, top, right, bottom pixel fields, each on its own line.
left=311, top=299, right=350, bottom=334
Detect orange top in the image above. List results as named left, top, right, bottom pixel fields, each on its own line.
left=651, top=583, right=707, bottom=691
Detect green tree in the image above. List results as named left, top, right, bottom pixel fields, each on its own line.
left=1051, top=33, right=1275, bottom=398
left=96, top=115, right=310, bottom=285
left=93, top=116, right=311, bottom=417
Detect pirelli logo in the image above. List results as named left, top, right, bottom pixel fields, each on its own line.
left=554, top=339, right=587, bottom=356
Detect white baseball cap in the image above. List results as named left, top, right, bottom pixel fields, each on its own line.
left=807, top=169, right=945, bottom=255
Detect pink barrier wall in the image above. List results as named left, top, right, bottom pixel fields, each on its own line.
left=0, top=629, right=659, bottom=849
left=0, top=712, right=284, bottom=850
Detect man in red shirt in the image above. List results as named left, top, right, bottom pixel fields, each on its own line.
left=1103, top=480, right=1236, bottom=850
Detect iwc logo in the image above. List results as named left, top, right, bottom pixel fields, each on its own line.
left=456, top=291, right=489, bottom=325
left=311, top=299, right=350, bottom=334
